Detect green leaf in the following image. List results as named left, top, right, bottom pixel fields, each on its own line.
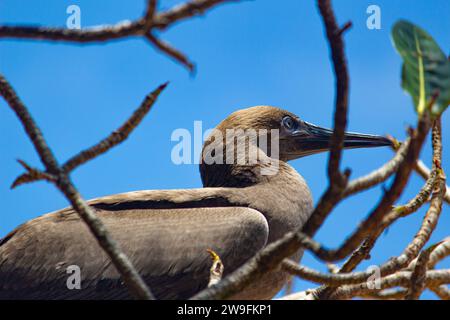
left=391, top=20, right=450, bottom=116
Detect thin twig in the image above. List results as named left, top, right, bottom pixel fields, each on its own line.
left=153, top=0, right=240, bottom=30
left=414, top=159, right=450, bottom=204
left=319, top=2, right=350, bottom=184
left=0, top=23, right=144, bottom=42
left=11, top=159, right=57, bottom=188
left=146, top=34, right=195, bottom=72
left=0, top=0, right=238, bottom=70
left=62, top=83, right=168, bottom=173
left=343, top=138, right=410, bottom=197
left=143, top=0, right=158, bottom=31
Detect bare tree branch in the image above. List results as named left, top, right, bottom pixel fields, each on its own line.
left=283, top=207, right=444, bottom=292
left=0, top=73, right=167, bottom=299
left=414, top=159, right=450, bottom=204
left=11, top=159, right=57, bottom=188
left=0, top=23, right=144, bottom=42
left=358, top=288, right=408, bottom=300
left=301, top=0, right=352, bottom=237
left=427, top=238, right=450, bottom=269
left=406, top=245, right=436, bottom=300
left=0, top=0, right=239, bottom=70
left=282, top=259, right=376, bottom=286
left=430, top=285, right=450, bottom=300
left=329, top=269, right=450, bottom=299
left=153, top=0, right=240, bottom=30
left=318, top=1, right=351, bottom=184
left=146, top=34, right=195, bottom=72
left=192, top=0, right=353, bottom=299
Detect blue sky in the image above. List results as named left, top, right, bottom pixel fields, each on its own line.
left=0, top=0, right=449, bottom=299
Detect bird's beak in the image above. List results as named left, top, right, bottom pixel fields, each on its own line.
left=287, top=121, right=392, bottom=158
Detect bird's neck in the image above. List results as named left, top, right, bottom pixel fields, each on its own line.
left=200, top=142, right=283, bottom=188
left=201, top=159, right=313, bottom=242
left=199, top=161, right=278, bottom=188
left=244, top=162, right=313, bottom=242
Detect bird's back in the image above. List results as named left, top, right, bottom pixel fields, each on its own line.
left=0, top=202, right=269, bottom=299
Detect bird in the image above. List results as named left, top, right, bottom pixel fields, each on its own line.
left=0, top=106, right=391, bottom=300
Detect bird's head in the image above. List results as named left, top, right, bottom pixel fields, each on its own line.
left=200, top=106, right=391, bottom=187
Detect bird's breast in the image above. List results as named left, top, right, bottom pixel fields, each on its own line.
left=226, top=165, right=313, bottom=244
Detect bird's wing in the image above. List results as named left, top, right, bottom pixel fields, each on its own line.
left=0, top=188, right=268, bottom=299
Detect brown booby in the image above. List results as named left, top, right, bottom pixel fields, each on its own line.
left=0, top=106, right=391, bottom=299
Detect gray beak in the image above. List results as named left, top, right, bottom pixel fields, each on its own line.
left=290, top=121, right=392, bottom=158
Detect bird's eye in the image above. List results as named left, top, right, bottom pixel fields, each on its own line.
left=282, top=116, right=296, bottom=130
